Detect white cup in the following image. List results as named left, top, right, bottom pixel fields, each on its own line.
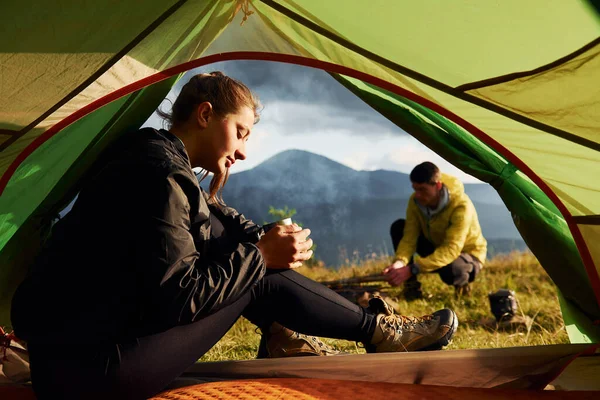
left=263, top=218, right=293, bottom=233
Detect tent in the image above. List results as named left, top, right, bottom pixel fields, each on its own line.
left=1, top=0, right=599, bottom=393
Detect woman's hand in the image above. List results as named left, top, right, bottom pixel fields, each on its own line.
left=257, top=224, right=314, bottom=269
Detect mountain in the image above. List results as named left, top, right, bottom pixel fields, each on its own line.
left=202, top=150, right=526, bottom=266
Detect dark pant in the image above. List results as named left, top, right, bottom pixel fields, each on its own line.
left=29, top=270, right=376, bottom=400
left=390, top=219, right=480, bottom=287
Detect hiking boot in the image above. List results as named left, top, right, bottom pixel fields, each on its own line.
left=365, top=296, right=458, bottom=353
left=403, top=276, right=423, bottom=301
left=455, top=283, right=471, bottom=297
left=257, top=322, right=340, bottom=358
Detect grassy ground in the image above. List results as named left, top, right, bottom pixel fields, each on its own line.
left=199, top=251, right=569, bottom=361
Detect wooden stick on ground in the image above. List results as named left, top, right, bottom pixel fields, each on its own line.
left=319, top=273, right=388, bottom=287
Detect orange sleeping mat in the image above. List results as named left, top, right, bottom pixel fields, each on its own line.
left=3, top=378, right=600, bottom=399
left=151, top=378, right=600, bottom=400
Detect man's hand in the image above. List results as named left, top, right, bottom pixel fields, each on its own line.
left=383, top=260, right=413, bottom=287
left=257, top=224, right=314, bottom=269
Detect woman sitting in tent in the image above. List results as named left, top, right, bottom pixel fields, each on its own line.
left=11, top=71, right=457, bottom=399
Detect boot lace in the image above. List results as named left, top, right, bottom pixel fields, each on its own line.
left=382, top=313, right=435, bottom=332
left=378, top=313, right=437, bottom=352
left=294, top=332, right=335, bottom=353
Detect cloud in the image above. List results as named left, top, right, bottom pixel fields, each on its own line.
left=342, top=142, right=482, bottom=183
left=342, top=151, right=371, bottom=171
left=255, top=100, right=399, bottom=138
left=144, top=60, right=481, bottom=183
left=245, top=129, right=270, bottom=154
left=185, top=60, right=362, bottom=107
left=164, top=60, right=406, bottom=138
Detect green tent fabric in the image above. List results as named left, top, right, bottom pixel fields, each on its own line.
left=332, top=75, right=600, bottom=342
left=1, top=0, right=599, bottom=347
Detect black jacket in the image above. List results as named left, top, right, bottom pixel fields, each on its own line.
left=11, top=128, right=266, bottom=344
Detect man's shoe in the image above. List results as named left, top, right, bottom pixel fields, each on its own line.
left=257, top=322, right=340, bottom=358
left=365, top=296, right=458, bottom=353
left=403, top=277, right=423, bottom=301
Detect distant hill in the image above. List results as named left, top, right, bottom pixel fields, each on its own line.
left=204, top=150, right=526, bottom=266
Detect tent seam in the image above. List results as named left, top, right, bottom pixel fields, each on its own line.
left=0, top=0, right=189, bottom=153
left=572, top=215, right=600, bottom=225
left=455, top=37, right=600, bottom=91
left=258, top=0, right=600, bottom=152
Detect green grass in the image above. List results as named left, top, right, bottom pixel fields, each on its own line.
left=200, top=251, right=569, bottom=362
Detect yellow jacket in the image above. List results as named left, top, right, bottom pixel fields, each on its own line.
left=395, top=174, right=487, bottom=272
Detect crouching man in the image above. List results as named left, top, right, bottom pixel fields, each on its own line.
left=384, top=162, right=487, bottom=299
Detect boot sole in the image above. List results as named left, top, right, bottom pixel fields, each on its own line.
left=417, top=309, right=459, bottom=352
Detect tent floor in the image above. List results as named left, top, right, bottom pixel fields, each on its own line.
left=2, top=379, right=600, bottom=400
left=155, top=378, right=600, bottom=399
left=2, top=345, right=598, bottom=398
left=183, top=344, right=600, bottom=390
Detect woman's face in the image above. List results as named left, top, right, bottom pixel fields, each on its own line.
left=202, top=105, right=255, bottom=174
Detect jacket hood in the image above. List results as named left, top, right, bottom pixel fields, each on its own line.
left=441, top=173, right=464, bottom=199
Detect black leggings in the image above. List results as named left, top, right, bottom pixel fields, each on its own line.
left=29, top=270, right=376, bottom=400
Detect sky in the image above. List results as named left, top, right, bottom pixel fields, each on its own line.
left=143, top=60, right=483, bottom=183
